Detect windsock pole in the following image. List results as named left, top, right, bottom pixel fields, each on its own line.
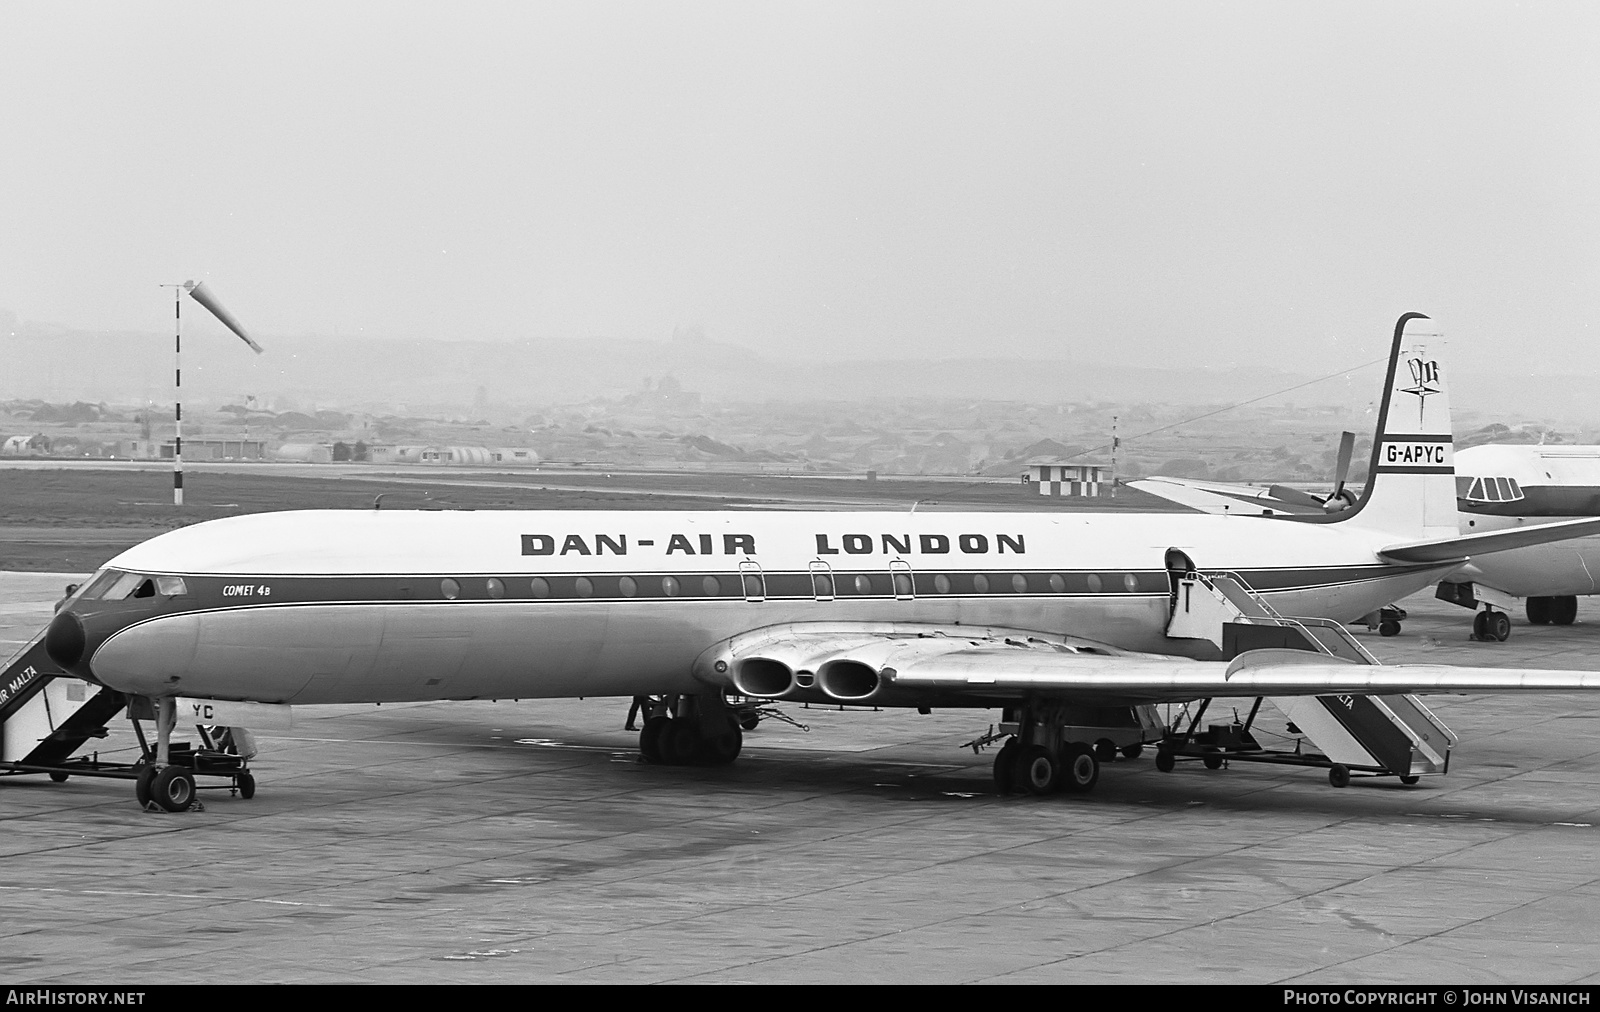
left=159, top=284, right=186, bottom=505
left=175, top=288, right=183, bottom=505
left=160, top=279, right=264, bottom=507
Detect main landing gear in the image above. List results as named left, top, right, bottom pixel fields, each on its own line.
left=1357, top=604, right=1407, bottom=637
left=984, top=703, right=1158, bottom=797
left=1472, top=608, right=1512, bottom=642
left=1526, top=595, right=1579, bottom=628
left=637, top=694, right=744, bottom=767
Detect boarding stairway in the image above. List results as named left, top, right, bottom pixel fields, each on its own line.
left=1, top=624, right=258, bottom=810
left=0, top=627, right=128, bottom=773
left=1163, top=570, right=1455, bottom=786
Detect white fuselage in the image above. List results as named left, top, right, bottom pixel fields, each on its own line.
left=1453, top=445, right=1600, bottom=597
left=69, top=508, right=1454, bottom=705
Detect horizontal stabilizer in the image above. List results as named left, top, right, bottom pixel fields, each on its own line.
left=1128, top=477, right=1322, bottom=515
left=1378, top=515, right=1600, bottom=564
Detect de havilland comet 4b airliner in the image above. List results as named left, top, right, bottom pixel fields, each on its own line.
left=39, top=313, right=1600, bottom=810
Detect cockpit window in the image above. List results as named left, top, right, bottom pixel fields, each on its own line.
left=1455, top=476, right=1474, bottom=498
left=74, top=569, right=122, bottom=601
left=93, top=571, right=157, bottom=600
left=155, top=576, right=189, bottom=597
left=101, top=571, right=146, bottom=600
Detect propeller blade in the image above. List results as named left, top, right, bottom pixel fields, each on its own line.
left=1331, top=430, right=1355, bottom=497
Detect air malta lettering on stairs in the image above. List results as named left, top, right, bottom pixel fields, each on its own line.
left=815, top=533, right=1026, bottom=555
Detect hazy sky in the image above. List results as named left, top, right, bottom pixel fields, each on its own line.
left=2, top=2, right=1597, bottom=370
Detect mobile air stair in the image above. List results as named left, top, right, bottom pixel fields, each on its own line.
left=0, top=625, right=256, bottom=810
left=1162, top=570, right=1455, bottom=788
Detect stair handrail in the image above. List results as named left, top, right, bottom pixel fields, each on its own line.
left=1195, top=569, right=1383, bottom=665
left=1194, top=569, right=1288, bottom=620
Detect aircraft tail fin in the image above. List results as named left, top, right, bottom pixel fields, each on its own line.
left=1309, top=313, right=1458, bottom=540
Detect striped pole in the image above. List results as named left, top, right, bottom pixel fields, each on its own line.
left=173, top=286, right=183, bottom=505
left=162, top=278, right=264, bottom=508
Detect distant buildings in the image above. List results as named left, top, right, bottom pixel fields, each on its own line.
left=1025, top=460, right=1111, bottom=496
left=122, top=438, right=266, bottom=460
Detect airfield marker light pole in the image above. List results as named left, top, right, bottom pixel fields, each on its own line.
left=1111, top=415, right=1119, bottom=498
left=158, top=280, right=266, bottom=506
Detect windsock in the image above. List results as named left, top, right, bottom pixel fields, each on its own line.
left=183, top=280, right=264, bottom=354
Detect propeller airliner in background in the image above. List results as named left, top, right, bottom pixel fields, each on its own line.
left=1134, top=419, right=1600, bottom=643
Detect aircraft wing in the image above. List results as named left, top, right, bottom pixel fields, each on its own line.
left=700, top=624, right=1600, bottom=706
left=885, top=644, right=1600, bottom=702
left=1378, top=515, right=1600, bottom=564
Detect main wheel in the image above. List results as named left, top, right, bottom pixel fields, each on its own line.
left=1202, top=749, right=1225, bottom=770
left=150, top=767, right=196, bottom=812
left=1379, top=620, right=1401, bottom=637
left=1155, top=749, right=1176, bottom=773
left=1120, top=744, right=1144, bottom=760
left=738, top=712, right=760, bottom=732
left=1488, top=610, right=1512, bottom=642
left=1400, top=775, right=1420, bottom=786
left=638, top=716, right=669, bottom=763
left=658, top=719, right=704, bottom=766
left=1472, top=610, right=1490, bottom=641
left=1093, top=739, right=1118, bottom=763
left=235, top=771, right=256, bottom=800
left=1553, top=595, right=1579, bottom=626
left=1059, top=743, right=1100, bottom=794
left=992, top=738, right=1018, bottom=795
left=1527, top=596, right=1552, bottom=625
left=1013, top=744, right=1060, bottom=795
left=700, top=717, right=743, bottom=765
left=48, top=771, right=69, bottom=783
left=1328, top=764, right=1351, bottom=789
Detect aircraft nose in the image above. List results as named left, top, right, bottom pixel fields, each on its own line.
left=45, top=609, right=87, bottom=672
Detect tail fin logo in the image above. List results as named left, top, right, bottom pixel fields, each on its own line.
left=1401, top=357, right=1441, bottom=425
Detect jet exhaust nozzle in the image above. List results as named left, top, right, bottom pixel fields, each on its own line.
left=731, top=657, right=796, bottom=698
left=816, top=659, right=882, bottom=702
